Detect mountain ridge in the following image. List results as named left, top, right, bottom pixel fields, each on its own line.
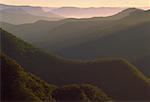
left=0, top=4, right=64, bottom=24
left=1, top=8, right=150, bottom=77
left=1, top=52, right=56, bottom=101
left=1, top=52, right=112, bottom=102
left=1, top=28, right=150, bottom=101
left=59, top=21, right=150, bottom=76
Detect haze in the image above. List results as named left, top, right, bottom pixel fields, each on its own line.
left=0, top=0, right=149, bottom=7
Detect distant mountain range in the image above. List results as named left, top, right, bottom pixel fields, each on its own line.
left=0, top=4, right=64, bottom=24
left=1, top=4, right=149, bottom=24
left=1, top=28, right=150, bottom=101
left=1, top=4, right=150, bottom=101
left=1, top=4, right=149, bottom=19
left=49, top=7, right=126, bottom=18
left=1, top=8, right=150, bottom=77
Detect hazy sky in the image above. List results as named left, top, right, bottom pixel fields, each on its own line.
left=0, top=0, right=150, bottom=7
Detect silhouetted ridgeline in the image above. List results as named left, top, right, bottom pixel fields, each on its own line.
left=1, top=53, right=56, bottom=101
left=1, top=28, right=150, bottom=101
left=0, top=4, right=64, bottom=24
left=1, top=8, right=150, bottom=77
left=1, top=53, right=112, bottom=102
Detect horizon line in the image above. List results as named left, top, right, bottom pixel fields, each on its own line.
left=1, top=3, right=150, bottom=9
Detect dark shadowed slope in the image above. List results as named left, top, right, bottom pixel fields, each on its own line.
left=0, top=28, right=62, bottom=75
left=0, top=53, right=56, bottom=101
left=0, top=53, right=112, bottom=102
left=1, top=29, right=150, bottom=101
left=0, top=19, right=68, bottom=43
left=41, top=8, right=150, bottom=51
left=146, top=9, right=150, bottom=13
left=133, top=55, right=150, bottom=77
left=1, top=8, right=150, bottom=52
left=52, top=84, right=112, bottom=102
left=59, top=21, right=150, bottom=76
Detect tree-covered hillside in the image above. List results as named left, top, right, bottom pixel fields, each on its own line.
left=1, top=53, right=56, bottom=101
left=2, top=8, right=150, bottom=52
left=1, top=53, right=112, bottom=102
left=1, top=28, right=150, bottom=101
left=1, top=8, right=150, bottom=77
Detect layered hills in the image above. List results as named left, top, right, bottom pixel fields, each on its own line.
left=1, top=28, right=150, bottom=101
left=1, top=8, right=150, bottom=77
left=0, top=4, right=127, bottom=18
left=0, top=4, right=64, bottom=24
left=1, top=53, right=56, bottom=101
left=59, top=21, right=150, bottom=76
left=1, top=53, right=111, bottom=102
left=2, top=8, right=150, bottom=51
left=50, top=7, right=125, bottom=18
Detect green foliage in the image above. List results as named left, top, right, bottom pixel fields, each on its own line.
left=1, top=28, right=150, bottom=101
left=1, top=28, right=40, bottom=54
left=122, top=59, right=150, bottom=85
left=80, top=84, right=112, bottom=102
left=1, top=53, right=56, bottom=101
left=1, top=53, right=113, bottom=102
left=52, top=84, right=112, bottom=102
left=52, top=84, right=89, bottom=102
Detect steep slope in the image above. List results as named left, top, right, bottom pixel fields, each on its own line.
left=41, top=8, right=150, bottom=51
left=1, top=29, right=150, bottom=101
left=59, top=21, right=150, bottom=76
left=0, top=20, right=67, bottom=43
left=2, top=8, right=150, bottom=76
left=133, top=55, right=150, bottom=77
left=2, top=8, right=149, bottom=76
left=1, top=8, right=150, bottom=51
left=1, top=53, right=111, bottom=102
left=52, top=84, right=112, bottom=102
left=0, top=28, right=62, bottom=75
left=1, top=53, right=56, bottom=101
